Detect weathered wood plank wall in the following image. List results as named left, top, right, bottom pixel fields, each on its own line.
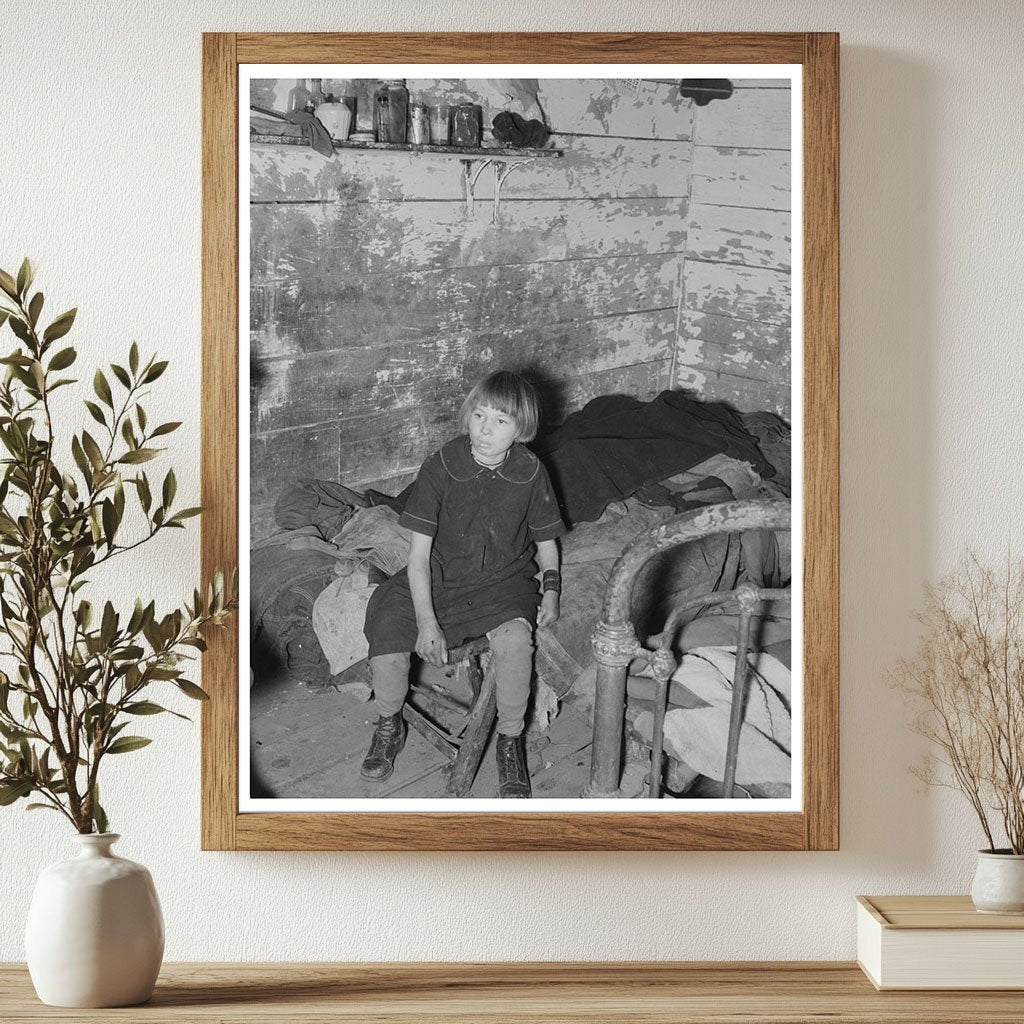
left=673, top=82, right=792, bottom=417
left=249, top=77, right=695, bottom=539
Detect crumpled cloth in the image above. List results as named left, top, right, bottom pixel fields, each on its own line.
left=273, top=477, right=366, bottom=538
left=633, top=646, right=791, bottom=786
left=532, top=391, right=774, bottom=526
left=287, top=110, right=335, bottom=157
left=310, top=507, right=411, bottom=674
left=312, top=568, right=376, bottom=674
left=491, top=111, right=550, bottom=148
left=331, top=506, right=409, bottom=577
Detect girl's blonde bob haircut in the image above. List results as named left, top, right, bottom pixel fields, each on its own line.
left=458, top=370, right=541, bottom=442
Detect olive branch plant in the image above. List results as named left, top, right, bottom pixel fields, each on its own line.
left=894, top=552, right=1024, bottom=854
left=0, top=259, right=236, bottom=834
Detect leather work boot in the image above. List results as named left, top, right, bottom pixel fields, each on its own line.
left=360, top=711, right=407, bottom=781
left=495, top=733, right=532, bottom=798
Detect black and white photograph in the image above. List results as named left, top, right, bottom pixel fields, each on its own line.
left=242, top=64, right=801, bottom=810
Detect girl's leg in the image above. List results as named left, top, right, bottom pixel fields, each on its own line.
left=370, top=652, right=411, bottom=717
left=361, top=652, right=411, bottom=781
left=487, top=619, right=534, bottom=798
left=488, top=619, right=534, bottom=736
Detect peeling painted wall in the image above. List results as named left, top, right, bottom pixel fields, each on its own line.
left=249, top=77, right=702, bottom=539
left=673, top=82, right=792, bottom=418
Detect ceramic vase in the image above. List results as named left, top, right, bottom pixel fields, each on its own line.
left=970, top=849, right=1024, bottom=914
left=25, top=833, right=164, bottom=1007
left=315, top=99, right=352, bottom=142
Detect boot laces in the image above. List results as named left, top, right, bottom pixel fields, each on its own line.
left=369, top=714, right=401, bottom=755
left=498, top=737, right=526, bottom=781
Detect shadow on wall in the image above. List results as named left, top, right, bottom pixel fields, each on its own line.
left=838, top=47, right=936, bottom=868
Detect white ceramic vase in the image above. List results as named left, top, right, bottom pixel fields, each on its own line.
left=25, top=833, right=164, bottom=1007
left=971, top=849, right=1024, bottom=914
left=315, top=100, right=353, bottom=141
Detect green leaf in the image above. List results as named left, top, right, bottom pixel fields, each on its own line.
left=162, top=468, right=176, bottom=508
left=0, top=268, right=18, bottom=300
left=175, top=679, right=210, bottom=701
left=76, top=600, right=93, bottom=630
left=8, top=316, right=32, bottom=345
left=100, top=601, right=117, bottom=647
left=142, top=360, right=168, bottom=383
left=91, top=785, right=108, bottom=834
left=93, top=369, right=113, bottom=408
left=83, top=400, right=106, bottom=427
left=118, top=448, right=157, bottom=465
left=136, top=404, right=147, bottom=432
left=105, top=735, right=152, bottom=755
left=81, top=431, right=105, bottom=471
left=110, top=363, right=131, bottom=389
left=129, top=342, right=139, bottom=375
left=71, top=435, right=92, bottom=482
left=27, top=292, right=43, bottom=328
left=121, top=418, right=137, bottom=449
left=124, top=700, right=171, bottom=716
left=42, top=308, right=76, bottom=344
left=136, top=472, right=152, bottom=513
left=147, top=667, right=181, bottom=680
left=0, top=352, right=32, bottom=366
left=168, top=507, right=203, bottom=524
left=150, top=421, right=181, bottom=438
left=101, top=498, right=117, bottom=546
left=26, top=803, right=61, bottom=813
left=0, top=779, right=33, bottom=805
left=126, top=598, right=146, bottom=635
left=47, top=346, right=77, bottom=371
left=16, top=258, right=34, bottom=298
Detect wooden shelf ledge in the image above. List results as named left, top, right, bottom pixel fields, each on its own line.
left=3, top=962, right=1024, bottom=1022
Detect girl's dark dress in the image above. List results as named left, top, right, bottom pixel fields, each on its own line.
left=364, top=435, right=565, bottom=657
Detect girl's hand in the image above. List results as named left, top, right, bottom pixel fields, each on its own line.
left=416, top=620, right=448, bottom=667
left=537, top=591, right=560, bottom=628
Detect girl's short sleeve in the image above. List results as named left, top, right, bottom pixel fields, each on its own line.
left=527, top=463, right=567, bottom=542
left=398, top=453, right=444, bottom=537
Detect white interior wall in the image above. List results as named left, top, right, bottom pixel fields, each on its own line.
left=2, top=0, right=1022, bottom=961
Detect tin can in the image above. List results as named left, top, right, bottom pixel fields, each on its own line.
left=451, top=104, right=481, bottom=148
left=409, top=103, right=430, bottom=145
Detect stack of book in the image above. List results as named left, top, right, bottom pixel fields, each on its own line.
left=857, top=895, right=1024, bottom=990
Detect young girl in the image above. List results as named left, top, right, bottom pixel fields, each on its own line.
left=361, top=371, right=565, bottom=798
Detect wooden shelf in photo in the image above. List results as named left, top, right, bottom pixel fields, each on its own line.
left=249, top=132, right=561, bottom=161
left=249, top=123, right=563, bottom=222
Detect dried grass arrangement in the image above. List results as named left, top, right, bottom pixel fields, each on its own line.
left=894, top=553, right=1024, bottom=854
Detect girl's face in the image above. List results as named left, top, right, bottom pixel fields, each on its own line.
left=467, top=403, right=519, bottom=462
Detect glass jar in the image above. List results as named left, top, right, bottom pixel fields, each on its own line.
left=409, top=103, right=430, bottom=145
left=451, top=104, right=481, bottom=148
left=374, top=79, right=409, bottom=143
left=429, top=104, right=451, bottom=144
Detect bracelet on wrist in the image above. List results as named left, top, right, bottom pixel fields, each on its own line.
left=541, top=569, right=561, bottom=594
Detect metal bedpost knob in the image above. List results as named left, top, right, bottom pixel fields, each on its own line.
left=590, top=621, right=640, bottom=667
left=649, top=648, right=677, bottom=682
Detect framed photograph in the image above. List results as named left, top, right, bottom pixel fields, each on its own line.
left=201, top=32, right=838, bottom=850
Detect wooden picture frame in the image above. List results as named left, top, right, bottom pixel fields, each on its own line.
left=201, top=32, right=838, bottom=851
